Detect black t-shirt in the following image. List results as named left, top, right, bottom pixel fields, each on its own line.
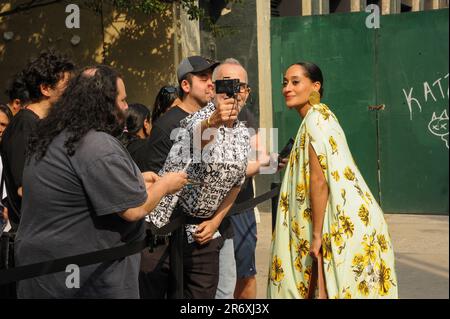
left=0, top=108, right=39, bottom=226
left=126, top=138, right=148, bottom=164
left=135, top=106, right=189, bottom=173
left=15, top=130, right=147, bottom=298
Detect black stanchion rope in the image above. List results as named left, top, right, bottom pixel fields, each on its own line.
left=0, top=185, right=281, bottom=285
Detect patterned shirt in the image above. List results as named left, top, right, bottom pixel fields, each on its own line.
left=148, top=102, right=250, bottom=243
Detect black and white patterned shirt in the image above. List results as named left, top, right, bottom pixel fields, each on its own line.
left=148, top=102, right=250, bottom=243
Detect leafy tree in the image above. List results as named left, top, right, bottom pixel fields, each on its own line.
left=1, top=0, right=202, bottom=19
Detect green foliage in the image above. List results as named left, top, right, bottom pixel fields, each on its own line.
left=103, top=0, right=243, bottom=38
left=105, top=0, right=202, bottom=20
left=0, top=0, right=243, bottom=38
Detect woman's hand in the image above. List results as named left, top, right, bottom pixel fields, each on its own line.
left=277, top=156, right=289, bottom=171
left=309, top=235, right=322, bottom=260
left=159, top=172, right=188, bottom=194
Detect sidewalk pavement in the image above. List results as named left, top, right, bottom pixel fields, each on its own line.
left=255, top=212, right=449, bottom=299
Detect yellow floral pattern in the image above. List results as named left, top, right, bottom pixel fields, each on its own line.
left=331, top=170, right=340, bottom=182
left=269, top=104, right=397, bottom=299
left=296, top=183, right=306, bottom=205
left=322, top=233, right=333, bottom=261
left=358, top=204, right=370, bottom=226
left=344, top=167, right=356, bottom=181
left=296, top=238, right=310, bottom=258
left=317, top=155, right=327, bottom=172
left=271, top=255, right=285, bottom=285
left=329, top=136, right=338, bottom=155
left=303, top=208, right=312, bottom=222
left=279, top=193, right=289, bottom=226
left=297, top=282, right=308, bottom=298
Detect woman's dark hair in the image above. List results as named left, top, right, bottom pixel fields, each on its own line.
left=120, top=103, right=151, bottom=147
left=5, top=71, right=30, bottom=104
left=22, top=49, right=75, bottom=103
left=27, top=65, right=123, bottom=161
left=0, top=104, right=13, bottom=121
left=152, top=85, right=179, bottom=122
left=293, top=62, right=324, bottom=97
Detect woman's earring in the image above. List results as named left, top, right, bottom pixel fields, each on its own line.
left=309, top=91, right=321, bottom=106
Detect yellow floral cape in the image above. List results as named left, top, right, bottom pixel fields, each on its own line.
left=268, top=104, right=398, bottom=299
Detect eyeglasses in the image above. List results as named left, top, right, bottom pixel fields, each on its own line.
left=238, top=82, right=250, bottom=93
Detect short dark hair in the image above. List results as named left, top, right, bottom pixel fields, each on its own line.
left=22, top=49, right=75, bottom=103
left=28, top=65, right=124, bottom=160
left=152, top=85, right=179, bottom=122
left=293, top=62, right=324, bottom=97
left=178, top=73, right=194, bottom=100
left=5, top=72, right=30, bottom=104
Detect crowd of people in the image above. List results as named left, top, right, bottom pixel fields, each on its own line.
left=0, top=50, right=284, bottom=299
left=0, top=49, right=398, bottom=299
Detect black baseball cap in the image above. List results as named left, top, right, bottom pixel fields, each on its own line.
left=177, top=56, right=219, bottom=82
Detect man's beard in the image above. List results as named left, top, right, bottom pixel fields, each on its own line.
left=195, top=95, right=210, bottom=108
left=111, top=107, right=127, bottom=138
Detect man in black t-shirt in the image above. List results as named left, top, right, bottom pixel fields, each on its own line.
left=1, top=50, right=75, bottom=231
left=16, top=66, right=187, bottom=298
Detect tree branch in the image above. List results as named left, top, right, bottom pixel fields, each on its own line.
left=0, top=0, right=64, bottom=18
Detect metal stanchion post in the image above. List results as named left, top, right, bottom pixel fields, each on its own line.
left=271, top=182, right=281, bottom=231
left=168, top=224, right=184, bottom=299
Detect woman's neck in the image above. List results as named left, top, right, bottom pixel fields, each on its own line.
left=296, top=102, right=312, bottom=118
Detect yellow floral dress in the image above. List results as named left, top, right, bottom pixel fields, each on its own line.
left=268, top=104, right=398, bottom=299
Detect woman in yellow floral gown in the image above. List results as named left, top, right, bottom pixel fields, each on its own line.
left=268, top=62, right=398, bottom=299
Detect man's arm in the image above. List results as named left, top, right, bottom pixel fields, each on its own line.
left=193, top=186, right=241, bottom=245
left=118, top=172, right=187, bottom=222
left=199, top=96, right=238, bottom=148
left=246, top=132, right=272, bottom=177
left=246, top=132, right=289, bottom=177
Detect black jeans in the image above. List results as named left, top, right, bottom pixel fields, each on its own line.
left=139, top=229, right=224, bottom=299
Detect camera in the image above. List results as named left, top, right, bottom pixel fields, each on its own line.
left=215, top=79, right=241, bottom=98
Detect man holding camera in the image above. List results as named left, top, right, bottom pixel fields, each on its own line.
left=138, top=56, right=247, bottom=299
left=147, top=58, right=252, bottom=299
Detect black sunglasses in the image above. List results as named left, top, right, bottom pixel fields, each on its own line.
left=163, top=86, right=177, bottom=94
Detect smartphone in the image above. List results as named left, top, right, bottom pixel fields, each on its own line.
left=278, top=137, right=295, bottom=163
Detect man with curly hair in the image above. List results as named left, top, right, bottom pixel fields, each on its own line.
left=14, top=65, right=187, bottom=298
left=0, top=49, right=75, bottom=231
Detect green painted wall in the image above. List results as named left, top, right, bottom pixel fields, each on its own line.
left=271, top=9, right=449, bottom=214
left=377, top=10, right=449, bottom=214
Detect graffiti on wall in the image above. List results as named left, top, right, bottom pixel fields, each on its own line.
left=428, top=109, right=449, bottom=148
left=402, top=72, right=449, bottom=148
